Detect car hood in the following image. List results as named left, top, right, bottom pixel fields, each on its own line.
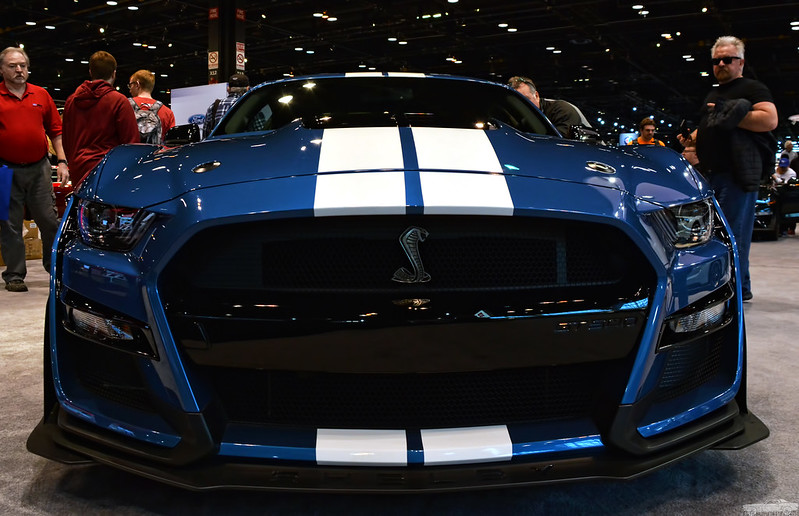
left=80, top=122, right=705, bottom=209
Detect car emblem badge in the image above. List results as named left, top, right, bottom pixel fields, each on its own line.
left=392, top=226, right=431, bottom=283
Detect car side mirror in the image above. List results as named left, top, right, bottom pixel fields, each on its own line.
left=164, top=124, right=201, bottom=146
left=569, top=125, right=605, bottom=145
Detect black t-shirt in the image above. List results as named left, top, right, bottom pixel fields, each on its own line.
left=696, top=77, right=774, bottom=173
left=539, top=98, right=584, bottom=138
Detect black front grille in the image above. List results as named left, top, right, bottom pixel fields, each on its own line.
left=200, top=362, right=626, bottom=429
left=161, top=216, right=650, bottom=295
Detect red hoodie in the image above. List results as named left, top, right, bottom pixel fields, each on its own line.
left=62, top=79, right=140, bottom=185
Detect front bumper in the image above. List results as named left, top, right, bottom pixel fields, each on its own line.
left=28, top=402, right=767, bottom=492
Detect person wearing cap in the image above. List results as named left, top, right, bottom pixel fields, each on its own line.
left=772, top=156, right=796, bottom=184
left=128, top=69, right=176, bottom=142
left=507, top=75, right=589, bottom=138
left=203, top=73, right=250, bottom=138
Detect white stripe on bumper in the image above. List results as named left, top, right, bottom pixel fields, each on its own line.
left=316, top=429, right=408, bottom=466
left=421, top=425, right=513, bottom=465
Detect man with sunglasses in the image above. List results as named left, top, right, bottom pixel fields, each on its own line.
left=678, top=36, right=778, bottom=302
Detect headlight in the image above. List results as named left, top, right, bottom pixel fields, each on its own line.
left=669, top=198, right=714, bottom=248
left=78, top=200, right=156, bottom=251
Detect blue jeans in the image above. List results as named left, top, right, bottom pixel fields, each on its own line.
left=709, top=172, right=757, bottom=295
left=0, top=158, right=58, bottom=283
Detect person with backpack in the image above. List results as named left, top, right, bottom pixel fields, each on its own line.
left=128, top=69, right=175, bottom=143
left=63, top=51, right=139, bottom=186
left=203, top=73, right=250, bottom=138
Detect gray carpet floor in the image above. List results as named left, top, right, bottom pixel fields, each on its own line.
left=2, top=237, right=798, bottom=515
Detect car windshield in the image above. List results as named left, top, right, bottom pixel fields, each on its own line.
left=213, top=76, right=556, bottom=136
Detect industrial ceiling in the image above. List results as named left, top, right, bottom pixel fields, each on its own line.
left=3, top=0, right=798, bottom=140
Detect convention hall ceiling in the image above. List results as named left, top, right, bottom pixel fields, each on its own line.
left=3, top=0, right=798, bottom=137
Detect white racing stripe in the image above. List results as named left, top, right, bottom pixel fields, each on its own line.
left=412, top=127, right=512, bottom=215
left=316, top=429, right=408, bottom=466
left=314, top=171, right=406, bottom=216
left=317, top=127, right=404, bottom=173
left=412, top=127, right=503, bottom=172
left=421, top=425, right=513, bottom=465
left=420, top=171, right=514, bottom=215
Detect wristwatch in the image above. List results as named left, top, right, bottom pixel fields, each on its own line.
left=57, top=159, right=68, bottom=165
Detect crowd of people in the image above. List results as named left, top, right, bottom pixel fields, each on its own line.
left=0, top=34, right=792, bottom=298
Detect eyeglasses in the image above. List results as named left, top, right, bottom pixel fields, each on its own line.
left=508, top=76, right=537, bottom=92
left=711, top=56, right=741, bottom=66
left=127, top=81, right=138, bottom=88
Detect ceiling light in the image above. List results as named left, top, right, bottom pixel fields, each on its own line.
left=128, top=5, right=138, bottom=10
left=133, top=42, right=142, bottom=46
left=26, top=21, right=36, bottom=26
left=313, top=12, right=323, bottom=17
left=398, top=41, right=408, bottom=45
left=327, top=17, right=337, bottom=21
left=99, top=27, right=105, bottom=33
left=148, top=45, right=157, bottom=49
left=160, top=74, right=168, bottom=77
left=632, top=4, right=644, bottom=9
left=80, top=60, right=88, bottom=64
left=507, top=27, right=517, bottom=32
left=45, top=25, right=56, bottom=29
left=387, top=37, right=397, bottom=42
left=546, top=46, right=555, bottom=50
left=294, top=47, right=303, bottom=51
left=261, top=14, right=266, bottom=19
left=433, top=13, right=442, bottom=18
left=498, top=23, right=508, bottom=28
left=552, top=50, right=562, bottom=54
left=278, top=95, right=293, bottom=104
left=359, top=63, right=366, bottom=68
left=448, top=0, right=459, bottom=3
left=701, top=7, right=708, bottom=13
left=793, top=26, right=799, bottom=31
left=791, top=21, right=799, bottom=25
left=306, top=50, right=314, bottom=54
left=65, top=58, right=74, bottom=62
left=106, top=0, right=117, bottom=5
left=639, top=10, right=649, bottom=15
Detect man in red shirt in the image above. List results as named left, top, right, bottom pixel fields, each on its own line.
left=128, top=69, right=175, bottom=142
left=63, top=51, right=140, bottom=186
left=0, top=46, right=68, bottom=292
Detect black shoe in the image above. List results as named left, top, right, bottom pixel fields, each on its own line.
left=742, top=291, right=753, bottom=302
left=4, top=279, right=28, bottom=292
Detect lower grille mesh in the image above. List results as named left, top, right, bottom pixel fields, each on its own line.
left=200, top=363, right=625, bottom=429
left=653, top=329, right=729, bottom=402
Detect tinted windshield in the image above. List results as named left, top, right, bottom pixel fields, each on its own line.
left=214, top=76, right=555, bottom=136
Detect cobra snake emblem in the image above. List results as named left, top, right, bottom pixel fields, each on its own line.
left=392, top=227, right=431, bottom=283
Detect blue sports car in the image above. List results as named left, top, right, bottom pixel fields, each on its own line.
left=28, top=72, right=767, bottom=491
